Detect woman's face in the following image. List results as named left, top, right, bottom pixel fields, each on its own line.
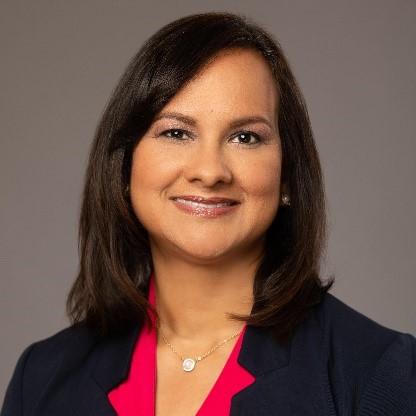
left=130, top=49, right=283, bottom=264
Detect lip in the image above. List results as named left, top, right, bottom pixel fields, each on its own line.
left=170, top=195, right=240, bottom=218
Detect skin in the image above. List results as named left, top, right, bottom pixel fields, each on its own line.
left=130, top=48, right=284, bottom=416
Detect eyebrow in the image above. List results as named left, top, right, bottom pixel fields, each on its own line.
left=229, top=116, right=273, bottom=130
left=154, top=112, right=196, bottom=126
left=154, top=112, right=273, bottom=130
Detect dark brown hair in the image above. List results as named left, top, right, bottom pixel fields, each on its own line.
left=67, top=12, right=332, bottom=342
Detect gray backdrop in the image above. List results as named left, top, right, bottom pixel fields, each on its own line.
left=1, top=0, right=415, bottom=403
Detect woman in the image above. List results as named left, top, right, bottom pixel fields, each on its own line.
left=2, top=12, right=415, bottom=416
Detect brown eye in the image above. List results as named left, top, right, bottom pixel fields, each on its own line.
left=231, top=132, right=261, bottom=145
left=162, top=129, right=188, bottom=139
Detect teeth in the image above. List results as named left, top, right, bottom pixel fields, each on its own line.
left=175, top=198, right=232, bottom=208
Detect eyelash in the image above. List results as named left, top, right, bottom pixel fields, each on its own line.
left=160, top=129, right=191, bottom=140
left=230, top=132, right=262, bottom=145
left=159, top=129, right=263, bottom=146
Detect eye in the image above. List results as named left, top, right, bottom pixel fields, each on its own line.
left=230, top=132, right=261, bottom=145
left=161, top=129, right=190, bottom=140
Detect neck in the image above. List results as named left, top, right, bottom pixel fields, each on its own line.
left=151, top=248, right=259, bottom=341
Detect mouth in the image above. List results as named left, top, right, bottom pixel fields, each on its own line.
left=173, top=197, right=238, bottom=208
left=170, top=196, right=240, bottom=217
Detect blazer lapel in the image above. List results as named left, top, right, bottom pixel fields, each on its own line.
left=236, top=325, right=291, bottom=376
left=92, top=326, right=140, bottom=392
left=33, top=325, right=140, bottom=416
left=91, top=325, right=140, bottom=413
left=32, top=311, right=334, bottom=415
left=230, top=325, right=291, bottom=416
left=231, top=317, right=335, bottom=416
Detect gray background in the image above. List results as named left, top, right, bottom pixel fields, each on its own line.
left=1, top=0, right=415, bottom=403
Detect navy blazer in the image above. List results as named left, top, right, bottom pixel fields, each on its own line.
left=2, top=294, right=416, bottom=415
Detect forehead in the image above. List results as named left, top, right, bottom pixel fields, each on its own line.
left=161, top=48, right=279, bottom=124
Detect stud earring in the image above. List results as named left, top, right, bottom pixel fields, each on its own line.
left=281, top=194, right=291, bottom=206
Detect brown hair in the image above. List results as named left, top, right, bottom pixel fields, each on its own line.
left=67, top=12, right=332, bottom=342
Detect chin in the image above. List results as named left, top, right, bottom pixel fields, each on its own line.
left=172, top=236, right=264, bottom=266
left=178, top=245, right=235, bottom=264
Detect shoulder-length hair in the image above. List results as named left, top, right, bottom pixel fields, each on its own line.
left=67, top=12, right=332, bottom=343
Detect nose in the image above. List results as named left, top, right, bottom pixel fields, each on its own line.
left=183, top=141, right=233, bottom=187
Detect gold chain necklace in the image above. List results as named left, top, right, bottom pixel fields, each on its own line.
left=156, top=322, right=241, bottom=372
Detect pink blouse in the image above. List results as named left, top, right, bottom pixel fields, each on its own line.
left=108, top=279, right=254, bottom=415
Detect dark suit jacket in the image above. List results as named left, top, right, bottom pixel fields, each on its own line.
left=2, top=294, right=416, bottom=415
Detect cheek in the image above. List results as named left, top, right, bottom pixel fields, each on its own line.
left=130, top=142, right=179, bottom=192
left=130, top=144, right=161, bottom=222
left=240, top=154, right=282, bottom=233
left=240, top=154, right=282, bottom=201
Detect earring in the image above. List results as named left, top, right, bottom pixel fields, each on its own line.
left=124, top=184, right=130, bottom=196
left=281, top=194, right=291, bottom=206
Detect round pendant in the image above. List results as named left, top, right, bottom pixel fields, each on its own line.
left=182, top=358, right=196, bottom=372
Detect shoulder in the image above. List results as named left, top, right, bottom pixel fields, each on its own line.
left=21, top=325, right=98, bottom=383
left=2, top=324, right=140, bottom=415
left=317, top=293, right=403, bottom=352
left=28, top=324, right=97, bottom=361
left=1, top=325, right=98, bottom=415
left=312, top=294, right=416, bottom=415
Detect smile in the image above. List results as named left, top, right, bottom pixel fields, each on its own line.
left=174, top=198, right=234, bottom=208
left=171, top=196, right=240, bottom=217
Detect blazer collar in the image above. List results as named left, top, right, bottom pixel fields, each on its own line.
left=31, top=325, right=139, bottom=416
left=92, top=325, right=141, bottom=393
left=231, top=309, right=333, bottom=416
left=91, top=323, right=290, bottom=391
left=89, top=322, right=332, bottom=416
left=237, top=325, right=291, bottom=377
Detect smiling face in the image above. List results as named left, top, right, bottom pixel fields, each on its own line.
left=130, top=49, right=283, bottom=264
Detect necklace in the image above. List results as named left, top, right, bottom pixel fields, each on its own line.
left=156, top=322, right=241, bottom=372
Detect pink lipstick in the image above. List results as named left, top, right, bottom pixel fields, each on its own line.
left=171, top=196, right=240, bottom=218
